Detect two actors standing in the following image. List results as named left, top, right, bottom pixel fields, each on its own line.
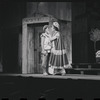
left=41, top=21, right=69, bottom=75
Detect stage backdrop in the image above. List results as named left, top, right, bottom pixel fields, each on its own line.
left=27, top=2, right=72, bottom=63
left=22, top=2, right=72, bottom=73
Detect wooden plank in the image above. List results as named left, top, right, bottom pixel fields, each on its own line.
left=27, top=25, right=34, bottom=73
left=23, top=17, right=50, bottom=24
left=34, top=26, right=43, bottom=74
left=22, top=24, right=28, bottom=73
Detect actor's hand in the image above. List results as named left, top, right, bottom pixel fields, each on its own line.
left=41, top=50, right=47, bottom=55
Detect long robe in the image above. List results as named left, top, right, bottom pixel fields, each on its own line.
left=48, top=31, right=68, bottom=74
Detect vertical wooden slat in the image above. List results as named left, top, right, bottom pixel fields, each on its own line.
left=22, top=23, right=28, bottom=73
left=34, top=26, right=43, bottom=74
left=37, top=26, right=43, bottom=74
left=27, top=25, right=34, bottom=73
left=36, top=27, right=40, bottom=73
left=34, top=26, right=38, bottom=73
left=18, top=33, right=22, bottom=73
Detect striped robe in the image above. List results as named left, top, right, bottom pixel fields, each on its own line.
left=48, top=31, right=68, bottom=74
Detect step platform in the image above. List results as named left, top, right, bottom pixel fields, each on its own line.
left=65, top=63, right=100, bottom=75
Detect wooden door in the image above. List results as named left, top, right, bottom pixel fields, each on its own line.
left=34, top=25, right=43, bottom=74
left=27, top=23, right=48, bottom=74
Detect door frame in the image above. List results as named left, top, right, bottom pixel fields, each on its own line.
left=22, top=17, right=50, bottom=73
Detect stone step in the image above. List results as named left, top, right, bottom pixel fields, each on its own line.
left=65, top=68, right=100, bottom=75
left=71, top=63, right=100, bottom=69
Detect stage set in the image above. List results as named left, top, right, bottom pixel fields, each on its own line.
left=0, top=2, right=100, bottom=100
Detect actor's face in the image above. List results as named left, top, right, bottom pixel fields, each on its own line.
left=51, top=25, right=55, bottom=31
left=45, top=28, right=49, bottom=34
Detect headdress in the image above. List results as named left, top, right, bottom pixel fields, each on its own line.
left=43, top=25, right=48, bottom=31
left=53, top=22, right=59, bottom=29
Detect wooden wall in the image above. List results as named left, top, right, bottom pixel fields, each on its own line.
left=72, top=2, right=88, bottom=63
left=72, top=2, right=96, bottom=63
left=26, top=2, right=72, bottom=21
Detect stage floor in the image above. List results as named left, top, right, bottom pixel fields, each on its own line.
left=1, top=74, right=100, bottom=80
left=0, top=74, right=100, bottom=99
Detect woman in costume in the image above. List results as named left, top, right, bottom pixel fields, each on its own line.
left=48, top=22, right=69, bottom=75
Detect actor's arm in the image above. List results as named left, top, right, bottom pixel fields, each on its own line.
left=41, top=35, right=46, bottom=54
left=49, top=32, right=60, bottom=41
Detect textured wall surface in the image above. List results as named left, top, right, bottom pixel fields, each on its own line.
left=26, top=2, right=72, bottom=65
left=60, top=22, right=72, bottom=64
left=26, top=2, right=72, bottom=21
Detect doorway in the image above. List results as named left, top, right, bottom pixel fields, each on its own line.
left=27, top=23, right=48, bottom=74
left=22, top=17, right=72, bottom=74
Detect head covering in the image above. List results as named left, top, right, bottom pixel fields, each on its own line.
left=53, top=22, right=59, bottom=29
left=43, top=25, right=48, bottom=31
